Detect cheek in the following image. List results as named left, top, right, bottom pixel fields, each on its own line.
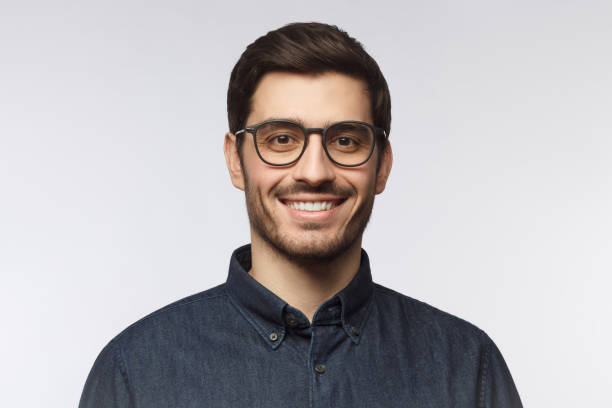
left=243, top=156, right=287, bottom=197
left=341, top=167, right=377, bottom=198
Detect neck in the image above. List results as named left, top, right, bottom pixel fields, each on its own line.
left=248, top=233, right=362, bottom=324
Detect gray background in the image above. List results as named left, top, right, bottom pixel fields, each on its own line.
left=1, top=0, right=610, bottom=406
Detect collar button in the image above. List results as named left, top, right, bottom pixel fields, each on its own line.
left=269, top=332, right=279, bottom=342
left=351, top=326, right=360, bottom=336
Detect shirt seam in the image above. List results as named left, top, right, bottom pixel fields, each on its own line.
left=324, top=290, right=375, bottom=367
left=113, top=339, right=134, bottom=408
left=373, top=284, right=399, bottom=297
left=478, top=339, right=492, bottom=408
left=224, top=286, right=302, bottom=355
left=359, top=286, right=376, bottom=340
left=114, top=292, right=227, bottom=341
left=308, top=324, right=315, bottom=408
left=374, top=284, right=488, bottom=337
left=224, top=286, right=270, bottom=340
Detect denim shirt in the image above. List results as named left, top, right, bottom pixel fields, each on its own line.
left=79, top=245, right=522, bottom=407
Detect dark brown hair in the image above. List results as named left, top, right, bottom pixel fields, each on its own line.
left=227, top=22, right=391, bottom=159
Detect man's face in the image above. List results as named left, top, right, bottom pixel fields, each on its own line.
left=225, top=71, right=392, bottom=261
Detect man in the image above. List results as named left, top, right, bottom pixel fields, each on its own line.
left=79, top=22, right=522, bottom=407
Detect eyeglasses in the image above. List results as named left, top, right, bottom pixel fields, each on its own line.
left=235, top=119, right=388, bottom=167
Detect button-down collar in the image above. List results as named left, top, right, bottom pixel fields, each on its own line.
left=225, top=244, right=375, bottom=349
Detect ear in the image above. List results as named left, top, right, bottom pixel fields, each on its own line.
left=224, top=132, right=245, bottom=191
left=375, top=141, right=393, bottom=194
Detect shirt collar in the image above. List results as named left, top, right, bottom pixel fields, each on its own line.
left=225, top=244, right=375, bottom=349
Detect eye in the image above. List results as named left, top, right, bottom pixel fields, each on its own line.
left=336, top=136, right=355, bottom=146
left=264, top=133, right=300, bottom=146
left=326, top=123, right=372, bottom=152
left=272, top=134, right=292, bottom=144
left=329, top=135, right=360, bottom=149
left=260, top=131, right=302, bottom=152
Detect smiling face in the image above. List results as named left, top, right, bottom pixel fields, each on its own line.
left=225, top=71, right=392, bottom=262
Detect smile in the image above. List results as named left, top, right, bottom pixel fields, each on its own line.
left=280, top=198, right=346, bottom=212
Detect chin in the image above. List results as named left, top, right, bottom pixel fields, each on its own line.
left=258, top=228, right=359, bottom=263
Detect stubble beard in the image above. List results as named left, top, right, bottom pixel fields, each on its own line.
left=244, top=178, right=375, bottom=264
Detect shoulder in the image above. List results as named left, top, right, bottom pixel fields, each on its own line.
left=373, top=283, right=491, bottom=348
left=372, top=284, right=522, bottom=406
left=107, top=283, right=230, bottom=349
left=80, top=284, right=231, bottom=404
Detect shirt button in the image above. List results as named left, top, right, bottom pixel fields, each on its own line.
left=314, top=363, right=326, bottom=374
left=287, top=317, right=298, bottom=327
left=351, top=326, right=360, bottom=336
left=269, top=332, right=279, bottom=342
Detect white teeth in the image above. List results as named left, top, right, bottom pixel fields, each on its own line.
left=286, top=201, right=336, bottom=211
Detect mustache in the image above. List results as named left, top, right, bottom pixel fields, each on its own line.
left=274, top=181, right=353, bottom=197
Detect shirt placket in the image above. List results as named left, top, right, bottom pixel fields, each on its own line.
left=308, top=304, right=346, bottom=408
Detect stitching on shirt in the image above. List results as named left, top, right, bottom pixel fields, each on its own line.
left=307, top=324, right=315, bottom=408
left=224, top=286, right=269, bottom=338
left=115, top=291, right=227, bottom=339
left=478, top=341, right=492, bottom=408
left=374, top=284, right=486, bottom=336
left=322, top=290, right=376, bottom=366
left=224, top=287, right=306, bottom=355
left=373, top=284, right=401, bottom=297
left=360, top=288, right=376, bottom=336
left=113, top=339, right=135, bottom=408
left=224, top=286, right=291, bottom=351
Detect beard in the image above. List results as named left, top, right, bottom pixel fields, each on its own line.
left=244, top=177, right=375, bottom=263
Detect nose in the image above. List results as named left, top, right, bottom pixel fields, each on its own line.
left=291, top=134, right=336, bottom=186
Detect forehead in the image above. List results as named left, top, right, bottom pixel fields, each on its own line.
left=247, top=71, right=372, bottom=127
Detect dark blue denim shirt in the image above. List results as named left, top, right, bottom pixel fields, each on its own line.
left=79, top=245, right=522, bottom=407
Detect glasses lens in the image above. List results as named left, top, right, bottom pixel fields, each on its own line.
left=255, top=121, right=305, bottom=165
left=326, top=122, right=375, bottom=165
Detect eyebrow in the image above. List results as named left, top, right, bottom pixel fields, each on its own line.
left=258, top=117, right=338, bottom=129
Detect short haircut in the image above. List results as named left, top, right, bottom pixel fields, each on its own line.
left=227, top=22, right=391, bottom=163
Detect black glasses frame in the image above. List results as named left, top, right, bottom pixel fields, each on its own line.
left=234, top=119, right=388, bottom=167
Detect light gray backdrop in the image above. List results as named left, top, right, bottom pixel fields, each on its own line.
left=1, top=0, right=610, bottom=406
